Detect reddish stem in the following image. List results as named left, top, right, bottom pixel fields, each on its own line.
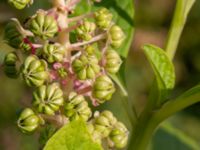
left=68, top=13, right=95, bottom=23
left=77, top=86, right=92, bottom=95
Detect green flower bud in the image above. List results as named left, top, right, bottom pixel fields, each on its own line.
left=93, top=111, right=117, bottom=138
left=109, top=25, right=125, bottom=48
left=105, top=49, right=122, bottom=74
left=4, top=52, right=19, bottom=78
left=21, top=42, right=32, bottom=52
left=9, top=0, right=32, bottom=9
left=64, top=92, right=92, bottom=121
left=33, top=83, right=64, bottom=115
left=58, top=67, right=68, bottom=78
left=109, top=122, right=129, bottom=149
left=76, top=20, right=96, bottom=41
left=72, top=54, right=100, bottom=80
left=95, top=8, right=113, bottom=29
left=17, top=108, right=39, bottom=133
left=4, top=21, right=33, bottom=52
left=21, top=55, right=48, bottom=87
left=92, top=75, right=115, bottom=103
left=30, top=12, right=58, bottom=39
left=4, top=21, right=23, bottom=48
left=42, top=43, right=65, bottom=63
left=85, top=45, right=95, bottom=55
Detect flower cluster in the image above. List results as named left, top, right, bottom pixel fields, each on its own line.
left=88, top=111, right=129, bottom=149
left=4, top=0, right=128, bottom=149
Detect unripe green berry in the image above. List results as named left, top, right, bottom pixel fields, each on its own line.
left=95, top=8, right=113, bottom=29
left=4, top=52, right=19, bottom=78
left=93, top=110, right=117, bottom=138
left=92, top=75, right=115, bottom=103
left=109, top=25, right=125, bottom=48
left=17, top=108, right=39, bottom=133
left=109, top=122, right=129, bottom=149
left=105, top=49, right=122, bottom=74
left=85, top=45, right=95, bottom=55
left=64, top=92, right=92, bottom=121
left=72, top=54, right=100, bottom=80
left=33, top=83, right=64, bottom=115
left=58, top=67, right=68, bottom=78
left=21, top=55, right=48, bottom=87
left=9, top=0, right=32, bottom=9
left=4, top=21, right=23, bottom=48
left=76, top=20, right=96, bottom=41
left=19, top=42, right=32, bottom=53
left=21, top=43, right=32, bottom=52
left=30, top=12, right=58, bottom=40
left=4, top=21, right=32, bottom=52
left=42, top=43, right=65, bottom=63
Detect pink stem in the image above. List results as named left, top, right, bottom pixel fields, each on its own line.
left=69, top=33, right=107, bottom=49
left=65, top=23, right=81, bottom=33
left=77, top=86, right=92, bottom=95
left=68, top=13, right=95, bottom=23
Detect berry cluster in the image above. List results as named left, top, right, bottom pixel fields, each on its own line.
left=4, top=0, right=128, bottom=149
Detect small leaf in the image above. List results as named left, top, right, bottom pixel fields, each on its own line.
left=72, top=0, right=92, bottom=16
left=44, top=119, right=103, bottom=150
left=142, top=44, right=175, bottom=104
left=143, top=44, right=175, bottom=89
left=152, top=122, right=200, bottom=150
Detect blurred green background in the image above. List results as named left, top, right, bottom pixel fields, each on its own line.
left=1, top=0, right=200, bottom=150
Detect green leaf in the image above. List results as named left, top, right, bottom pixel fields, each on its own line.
left=72, top=0, right=92, bottom=16
left=44, top=119, right=103, bottom=150
left=152, top=122, right=200, bottom=150
left=165, top=0, right=196, bottom=60
left=142, top=44, right=175, bottom=104
left=143, top=44, right=175, bottom=89
left=109, top=70, right=128, bottom=97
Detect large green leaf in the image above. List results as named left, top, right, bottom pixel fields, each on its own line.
left=44, top=119, right=103, bottom=150
left=142, top=44, right=175, bottom=104
left=152, top=122, right=200, bottom=150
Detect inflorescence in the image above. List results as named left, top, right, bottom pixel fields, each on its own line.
left=4, top=0, right=128, bottom=149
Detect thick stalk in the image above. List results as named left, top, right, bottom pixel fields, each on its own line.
left=129, top=83, right=200, bottom=150
left=128, top=1, right=196, bottom=150
left=154, top=84, right=200, bottom=123
left=128, top=114, right=159, bottom=150
left=69, top=33, right=107, bottom=49
left=68, top=13, right=94, bottom=23
left=40, top=114, right=68, bottom=128
left=141, top=0, right=196, bottom=119
left=165, top=0, right=196, bottom=60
